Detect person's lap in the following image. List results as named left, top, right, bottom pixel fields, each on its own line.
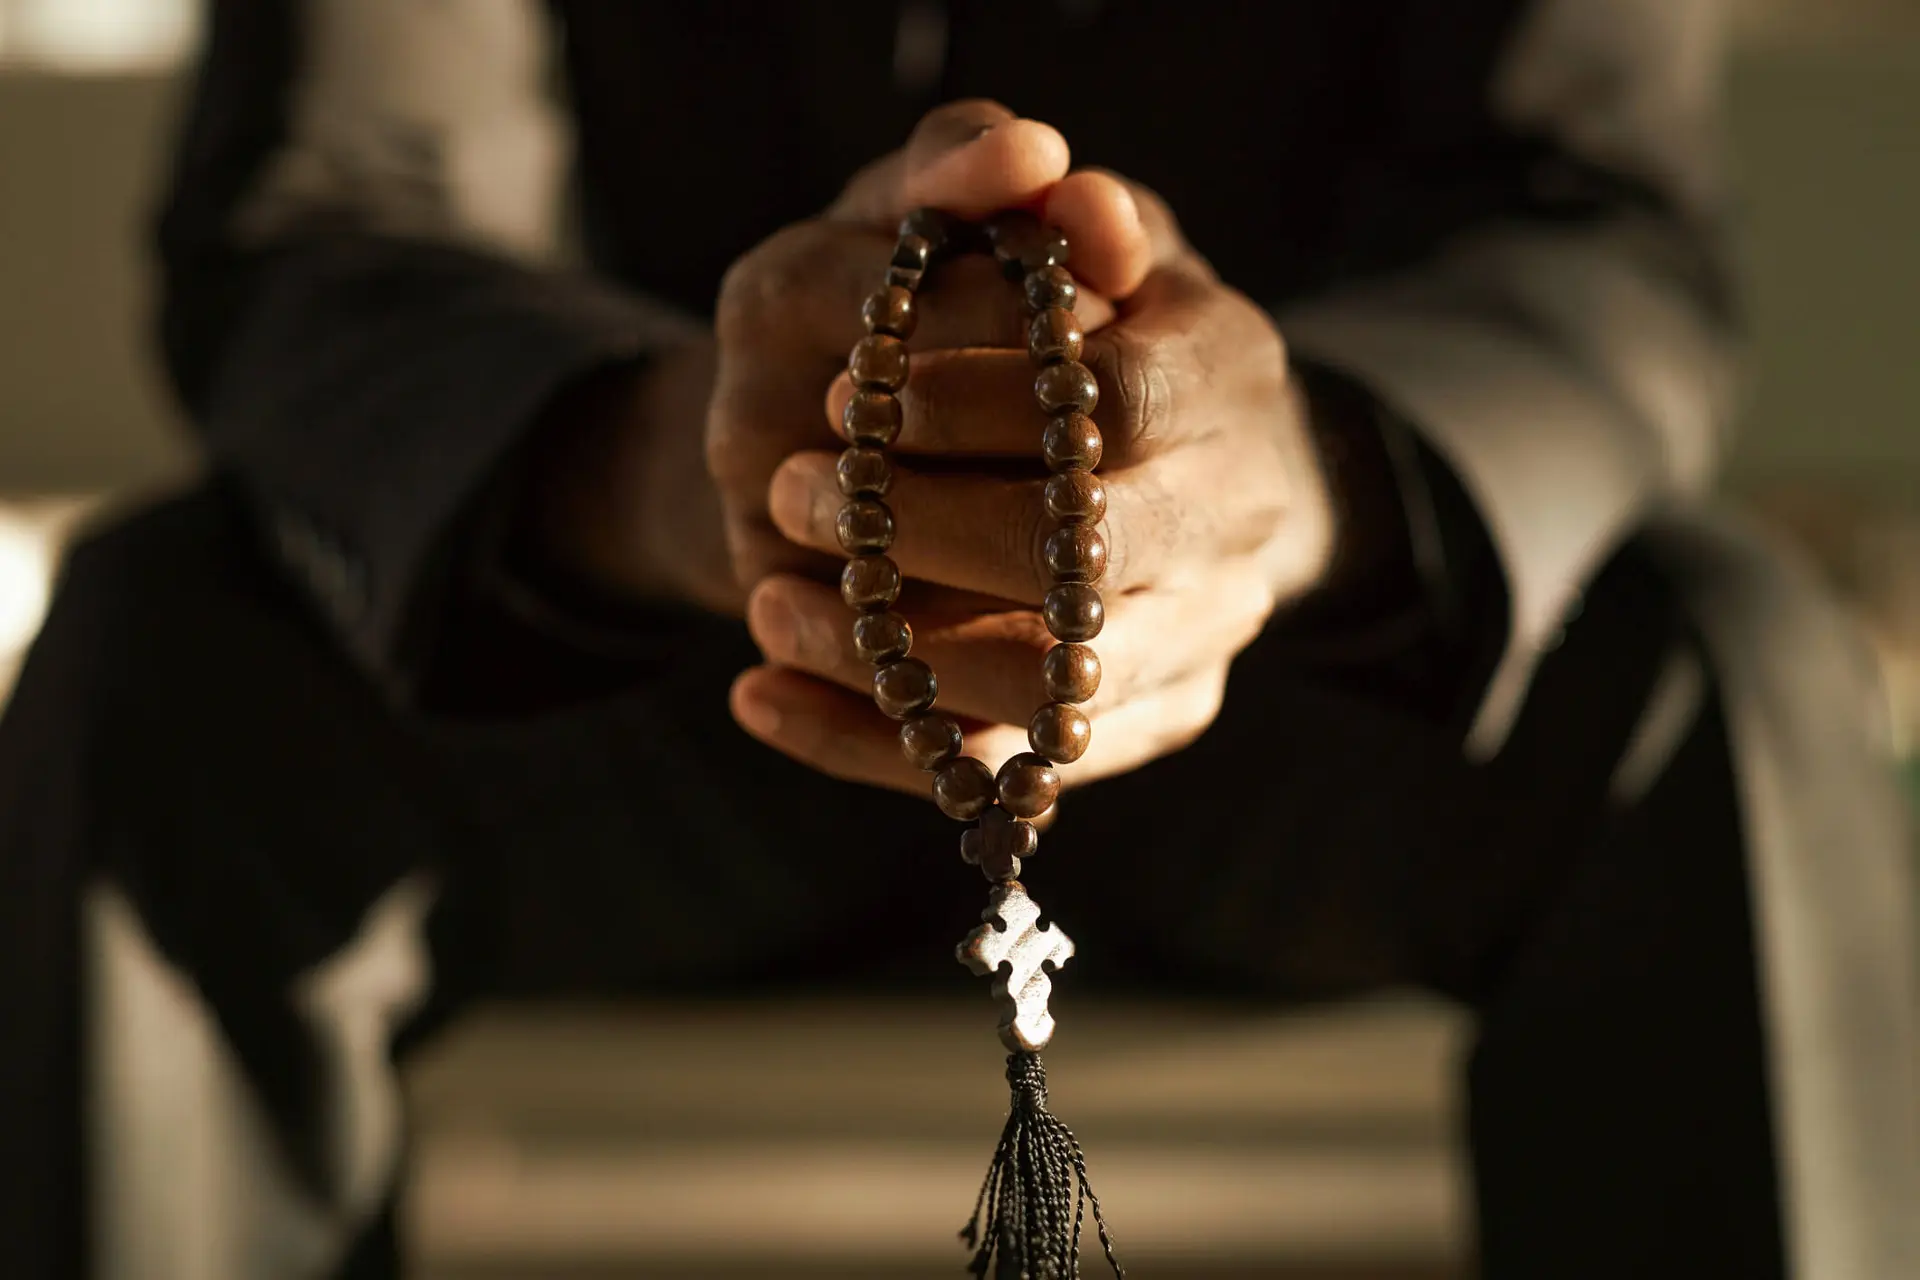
left=0, top=483, right=1783, bottom=1277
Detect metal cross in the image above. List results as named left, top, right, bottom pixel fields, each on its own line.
left=956, top=881, right=1076, bottom=1052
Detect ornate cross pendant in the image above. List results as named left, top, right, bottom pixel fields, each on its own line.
left=956, top=881, right=1075, bottom=1052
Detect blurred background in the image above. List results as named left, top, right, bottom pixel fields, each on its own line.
left=0, top=1, right=1914, bottom=1277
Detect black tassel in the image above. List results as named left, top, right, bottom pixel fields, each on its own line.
left=960, top=1051, right=1123, bottom=1278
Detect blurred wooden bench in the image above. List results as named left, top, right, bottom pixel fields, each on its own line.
left=403, top=997, right=1467, bottom=1279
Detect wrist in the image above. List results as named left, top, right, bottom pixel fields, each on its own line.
left=516, top=343, right=736, bottom=615
left=1289, top=360, right=1426, bottom=633
left=1273, top=359, right=1513, bottom=725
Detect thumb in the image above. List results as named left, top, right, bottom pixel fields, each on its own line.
left=831, top=103, right=1156, bottom=302
left=828, top=99, right=1069, bottom=225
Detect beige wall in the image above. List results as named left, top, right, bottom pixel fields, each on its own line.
left=1727, top=37, right=1920, bottom=502
left=0, top=73, right=191, bottom=491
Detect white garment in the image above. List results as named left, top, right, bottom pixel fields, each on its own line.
left=1648, top=511, right=1920, bottom=1280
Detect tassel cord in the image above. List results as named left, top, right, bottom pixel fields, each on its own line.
left=960, top=1052, right=1123, bottom=1278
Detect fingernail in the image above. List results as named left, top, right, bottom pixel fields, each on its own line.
left=767, top=466, right=806, bottom=539
left=768, top=457, right=835, bottom=544
left=748, top=587, right=796, bottom=660
left=914, top=120, right=1003, bottom=183
left=930, top=119, right=999, bottom=157
left=735, top=691, right=782, bottom=738
left=792, top=606, right=839, bottom=666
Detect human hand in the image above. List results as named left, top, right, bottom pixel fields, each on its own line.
left=730, top=174, right=1341, bottom=796
left=518, top=101, right=1145, bottom=617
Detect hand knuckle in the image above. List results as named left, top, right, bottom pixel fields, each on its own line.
left=733, top=524, right=820, bottom=592
left=1089, top=329, right=1171, bottom=460
left=1265, top=318, right=1290, bottom=373
left=702, top=398, right=755, bottom=488
left=1244, top=303, right=1289, bottom=383
left=1193, top=678, right=1229, bottom=729
left=995, top=609, right=1057, bottom=658
left=713, top=254, right=764, bottom=346
left=1096, top=476, right=1154, bottom=591
left=714, top=224, right=816, bottom=345
left=1172, top=672, right=1229, bottom=746
left=899, top=363, right=949, bottom=448
left=1217, top=566, right=1278, bottom=653
left=1009, top=482, right=1051, bottom=601
left=726, top=525, right=777, bottom=590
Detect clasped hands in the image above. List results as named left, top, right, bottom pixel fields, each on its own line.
left=530, top=101, right=1338, bottom=800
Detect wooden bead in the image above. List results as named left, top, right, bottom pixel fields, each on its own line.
left=1044, top=471, right=1106, bottom=523
left=984, top=208, right=1035, bottom=244
left=987, top=211, right=1068, bottom=280
left=1035, top=361, right=1098, bottom=415
left=1019, top=230, right=1071, bottom=277
left=861, top=286, right=916, bottom=338
left=1028, top=307, right=1084, bottom=365
left=887, top=234, right=931, bottom=290
left=892, top=233, right=932, bottom=274
left=1042, top=643, right=1101, bottom=703
left=997, top=752, right=1061, bottom=818
left=853, top=611, right=912, bottom=664
left=1043, top=583, right=1105, bottom=641
left=850, top=334, right=909, bottom=391
left=960, top=806, right=1038, bottom=881
left=985, top=806, right=1041, bottom=856
left=899, top=208, right=960, bottom=258
left=1025, top=265, right=1078, bottom=312
left=900, top=712, right=964, bottom=771
left=933, top=756, right=997, bottom=821
left=836, top=499, right=895, bottom=554
left=1044, top=525, right=1108, bottom=584
left=1041, top=412, right=1103, bottom=472
left=841, top=555, right=900, bottom=612
left=836, top=447, right=893, bottom=498
left=842, top=389, right=903, bottom=446
left=1029, top=702, right=1092, bottom=763
left=873, top=656, right=938, bottom=719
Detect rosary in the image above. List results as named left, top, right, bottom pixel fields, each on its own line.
left=838, top=207, right=1124, bottom=1277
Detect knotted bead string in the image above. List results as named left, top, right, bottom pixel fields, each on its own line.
left=838, top=208, right=1107, bottom=883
